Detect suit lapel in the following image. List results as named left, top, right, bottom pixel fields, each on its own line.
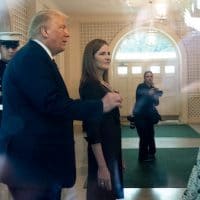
left=50, top=59, right=69, bottom=97
left=29, top=40, right=70, bottom=97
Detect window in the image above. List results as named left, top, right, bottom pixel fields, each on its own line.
left=117, top=66, right=128, bottom=75
left=197, top=0, right=200, bottom=9
left=132, top=66, right=142, bottom=74
left=150, top=66, right=160, bottom=73
left=115, top=29, right=177, bottom=60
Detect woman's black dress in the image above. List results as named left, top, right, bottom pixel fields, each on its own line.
left=80, top=80, right=124, bottom=200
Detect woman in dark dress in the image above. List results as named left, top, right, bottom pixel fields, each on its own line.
left=79, top=39, right=124, bottom=200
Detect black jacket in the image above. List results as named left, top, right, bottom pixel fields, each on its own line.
left=0, top=40, right=103, bottom=187
left=133, top=82, right=160, bottom=118
left=0, top=60, right=6, bottom=105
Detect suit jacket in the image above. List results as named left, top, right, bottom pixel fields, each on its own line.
left=0, top=40, right=103, bottom=187
left=133, top=82, right=159, bottom=118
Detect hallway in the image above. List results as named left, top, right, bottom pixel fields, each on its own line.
left=0, top=1, right=200, bottom=200
left=65, top=123, right=200, bottom=200
left=0, top=123, right=199, bottom=199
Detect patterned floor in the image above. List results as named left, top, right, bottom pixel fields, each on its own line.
left=68, top=123, right=200, bottom=200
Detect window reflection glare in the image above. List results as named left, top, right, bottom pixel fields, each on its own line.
left=117, top=66, right=128, bottom=75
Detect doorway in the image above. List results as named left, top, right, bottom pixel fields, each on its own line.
left=111, top=28, right=180, bottom=118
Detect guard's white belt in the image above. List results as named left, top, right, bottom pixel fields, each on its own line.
left=0, top=104, right=3, bottom=111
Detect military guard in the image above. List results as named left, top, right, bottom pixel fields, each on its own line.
left=0, top=32, right=21, bottom=120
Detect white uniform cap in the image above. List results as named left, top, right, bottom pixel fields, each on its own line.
left=0, top=32, right=22, bottom=41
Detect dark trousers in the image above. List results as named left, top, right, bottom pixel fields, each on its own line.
left=135, top=117, right=156, bottom=160
left=1, top=157, right=62, bottom=200
left=8, top=185, right=61, bottom=200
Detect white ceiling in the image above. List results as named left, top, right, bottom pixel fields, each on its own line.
left=47, top=0, right=189, bottom=16
left=48, top=0, right=133, bottom=15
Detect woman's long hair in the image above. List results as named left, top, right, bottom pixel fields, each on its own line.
left=79, top=39, right=109, bottom=89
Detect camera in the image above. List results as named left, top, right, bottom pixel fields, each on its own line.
left=153, top=88, right=163, bottom=97
left=127, top=115, right=135, bottom=129
left=156, top=90, right=163, bottom=97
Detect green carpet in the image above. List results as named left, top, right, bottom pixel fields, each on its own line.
left=123, top=148, right=198, bottom=188
left=122, top=124, right=200, bottom=138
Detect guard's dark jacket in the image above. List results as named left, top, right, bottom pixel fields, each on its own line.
left=0, top=60, right=6, bottom=122
left=0, top=60, right=7, bottom=99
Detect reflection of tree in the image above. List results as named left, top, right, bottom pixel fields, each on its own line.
left=184, top=9, right=200, bottom=31
left=117, top=31, right=175, bottom=53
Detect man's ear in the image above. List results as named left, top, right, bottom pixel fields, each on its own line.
left=40, top=26, right=48, bottom=38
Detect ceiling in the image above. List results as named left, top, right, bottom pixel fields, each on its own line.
left=48, top=0, right=133, bottom=15
left=46, top=0, right=190, bottom=16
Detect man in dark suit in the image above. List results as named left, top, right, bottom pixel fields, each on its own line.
left=0, top=9, right=122, bottom=200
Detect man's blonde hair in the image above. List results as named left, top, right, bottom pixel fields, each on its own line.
left=28, top=9, right=68, bottom=39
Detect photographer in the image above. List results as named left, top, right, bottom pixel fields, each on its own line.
left=133, top=71, right=162, bottom=162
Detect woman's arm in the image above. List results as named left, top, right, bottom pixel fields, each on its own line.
left=91, top=143, right=112, bottom=191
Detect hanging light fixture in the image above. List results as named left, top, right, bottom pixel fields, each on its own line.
left=125, top=0, right=168, bottom=21
left=154, top=3, right=168, bottom=21
left=125, top=0, right=134, bottom=8
left=146, top=0, right=157, bottom=46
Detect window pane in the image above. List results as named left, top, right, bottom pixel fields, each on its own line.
left=117, top=66, right=128, bottom=75
left=165, top=65, right=175, bottom=73
left=115, top=29, right=177, bottom=60
left=197, top=0, right=200, bottom=9
left=132, top=66, right=142, bottom=74
left=150, top=66, right=160, bottom=73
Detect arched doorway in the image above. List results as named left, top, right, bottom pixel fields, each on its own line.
left=111, top=27, right=181, bottom=119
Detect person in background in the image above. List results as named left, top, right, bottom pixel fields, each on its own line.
left=79, top=39, right=124, bottom=200
left=0, top=10, right=122, bottom=200
left=133, top=71, right=162, bottom=162
left=0, top=32, right=21, bottom=122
